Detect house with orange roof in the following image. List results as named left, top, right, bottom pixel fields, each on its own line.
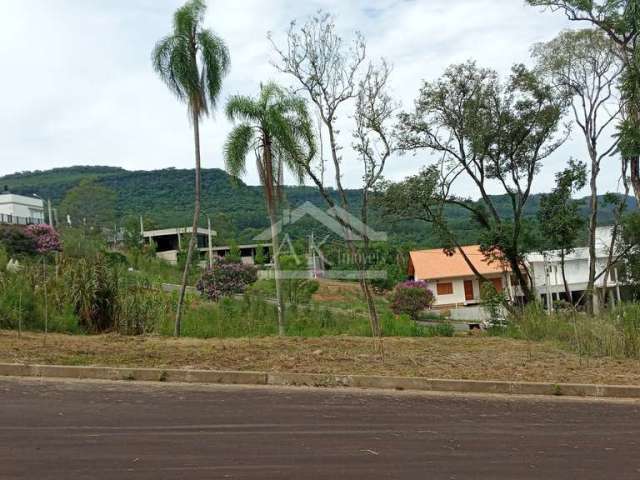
left=408, top=245, right=513, bottom=308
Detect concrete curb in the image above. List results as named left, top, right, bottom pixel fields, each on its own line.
left=1, top=363, right=639, bottom=399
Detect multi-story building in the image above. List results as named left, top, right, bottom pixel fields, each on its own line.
left=0, top=188, right=45, bottom=225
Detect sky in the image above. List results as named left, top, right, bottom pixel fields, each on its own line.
left=0, top=0, right=625, bottom=197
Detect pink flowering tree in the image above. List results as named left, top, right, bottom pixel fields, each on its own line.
left=196, top=258, right=258, bottom=302
left=25, top=224, right=62, bottom=254
left=390, top=280, right=435, bottom=320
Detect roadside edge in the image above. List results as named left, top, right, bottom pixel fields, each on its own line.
left=0, top=363, right=638, bottom=399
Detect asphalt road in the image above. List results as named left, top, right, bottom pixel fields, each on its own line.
left=2, top=378, right=640, bottom=479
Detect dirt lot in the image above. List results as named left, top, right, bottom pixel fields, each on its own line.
left=2, top=330, right=640, bottom=385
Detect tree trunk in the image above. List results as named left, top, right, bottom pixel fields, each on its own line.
left=359, top=189, right=382, bottom=340
left=560, top=250, right=572, bottom=303
left=268, top=205, right=286, bottom=336
left=586, top=154, right=599, bottom=315
left=628, top=56, right=640, bottom=205
left=631, top=156, right=640, bottom=206
left=509, top=255, right=533, bottom=302
left=328, top=121, right=381, bottom=341
left=262, top=141, right=286, bottom=336
left=175, top=109, right=202, bottom=337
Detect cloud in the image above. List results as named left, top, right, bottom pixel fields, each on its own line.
left=0, top=0, right=621, bottom=197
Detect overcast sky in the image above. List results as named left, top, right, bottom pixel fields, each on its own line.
left=0, top=0, right=625, bottom=196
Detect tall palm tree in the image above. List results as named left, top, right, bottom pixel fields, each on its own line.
left=224, top=82, right=315, bottom=335
left=152, top=0, right=230, bottom=336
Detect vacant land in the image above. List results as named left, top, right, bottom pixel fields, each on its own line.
left=2, top=330, right=640, bottom=385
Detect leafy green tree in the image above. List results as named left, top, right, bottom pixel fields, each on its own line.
left=537, top=160, right=587, bottom=302
left=254, top=244, right=266, bottom=265
left=393, top=62, right=568, bottom=301
left=533, top=28, right=623, bottom=313
left=60, top=179, right=116, bottom=230
left=224, top=82, right=315, bottom=335
left=152, top=0, right=230, bottom=336
left=619, top=211, right=640, bottom=292
left=527, top=0, right=640, bottom=204
left=226, top=239, right=241, bottom=263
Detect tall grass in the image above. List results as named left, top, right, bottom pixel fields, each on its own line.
left=495, top=303, right=640, bottom=359
left=0, top=256, right=452, bottom=339
left=155, top=295, right=453, bottom=338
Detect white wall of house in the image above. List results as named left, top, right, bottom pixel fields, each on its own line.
left=0, top=193, right=45, bottom=222
left=417, top=274, right=507, bottom=308
left=529, top=254, right=617, bottom=290
left=527, top=227, right=621, bottom=299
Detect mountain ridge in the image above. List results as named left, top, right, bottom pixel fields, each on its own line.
left=1, top=165, right=634, bottom=247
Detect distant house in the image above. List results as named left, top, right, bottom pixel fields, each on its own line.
left=210, top=244, right=271, bottom=265
left=0, top=188, right=45, bottom=225
left=526, top=226, right=622, bottom=307
left=408, top=245, right=513, bottom=308
left=143, top=227, right=214, bottom=265
left=142, top=227, right=270, bottom=266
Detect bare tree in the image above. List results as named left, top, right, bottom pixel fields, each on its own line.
left=270, top=12, right=395, bottom=340
left=527, top=0, right=640, bottom=204
left=533, top=28, right=623, bottom=313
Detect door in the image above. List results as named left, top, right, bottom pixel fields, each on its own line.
left=464, top=280, right=474, bottom=301
left=491, top=277, right=503, bottom=293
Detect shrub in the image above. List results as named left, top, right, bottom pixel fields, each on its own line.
left=59, top=228, right=105, bottom=258
left=116, top=279, right=172, bottom=335
left=196, top=258, right=257, bottom=301
left=389, top=280, right=435, bottom=320
left=25, top=224, right=62, bottom=253
left=0, top=245, right=7, bottom=272
left=62, top=254, right=120, bottom=332
left=481, top=281, right=507, bottom=326
left=0, top=225, right=37, bottom=256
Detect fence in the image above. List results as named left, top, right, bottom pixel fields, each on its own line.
left=0, top=214, right=43, bottom=225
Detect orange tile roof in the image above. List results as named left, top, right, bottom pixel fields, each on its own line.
left=409, top=245, right=510, bottom=281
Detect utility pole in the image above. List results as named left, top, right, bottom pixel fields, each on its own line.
left=47, top=199, right=54, bottom=227
left=544, top=255, right=552, bottom=314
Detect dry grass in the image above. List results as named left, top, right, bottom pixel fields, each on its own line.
left=2, top=330, right=640, bottom=385
left=311, top=279, right=363, bottom=303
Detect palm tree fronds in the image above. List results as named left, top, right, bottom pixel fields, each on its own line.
left=226, top=95, right=260, bottom=123
left=224, top=123, right=255, bottom=178
left=173, top=0, right=206, bottom=37
left=198, top=30, right=230, bottom=110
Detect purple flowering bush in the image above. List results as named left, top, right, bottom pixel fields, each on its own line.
left=390, top=280, right=435, bottom=320
left=25, top=224, right=62, bottom=254
left=196, top=258, right=258, bottom=301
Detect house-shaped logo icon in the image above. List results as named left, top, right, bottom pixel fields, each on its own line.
left=253, top=201, right=387, bottom=242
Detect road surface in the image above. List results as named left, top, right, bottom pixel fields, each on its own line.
left=1, top=377, right=640, bottom=479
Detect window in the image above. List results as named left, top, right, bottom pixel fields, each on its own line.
left=437, top=282, right=453, bottom=295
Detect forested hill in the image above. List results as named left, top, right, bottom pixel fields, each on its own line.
left=1, top=166, right=635, bottom=247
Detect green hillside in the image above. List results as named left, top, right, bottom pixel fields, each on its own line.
left=1, top=166, right=635, bottom=248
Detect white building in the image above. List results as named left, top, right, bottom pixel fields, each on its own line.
left=526, top=227, right=622, bottom=307
left=0, top=189, right=45, bottom=225
left=142, top=227, right=216, bottom=265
